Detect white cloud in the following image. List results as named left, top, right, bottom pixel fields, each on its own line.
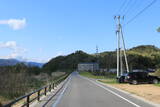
left=0, top=41, right=27, bottom=59
left=0, top=41, right=50, bottom=63
left=0, top=41, right=16, bottom=49
left=0, top=18, right=26, bottom=30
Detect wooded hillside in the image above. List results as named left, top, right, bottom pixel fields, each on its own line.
left=43, top=45, right=160, bottom=73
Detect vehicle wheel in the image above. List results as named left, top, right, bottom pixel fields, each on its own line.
left=132, top=80, right=138, bottom=85
left=153, top=79, right=158, bottom=84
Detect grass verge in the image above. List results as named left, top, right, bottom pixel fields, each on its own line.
left=154, top=83, right=160, bottom=87
left=98, top=79, right=117, bottom=84
left=79, top=71, right=117, bottom=84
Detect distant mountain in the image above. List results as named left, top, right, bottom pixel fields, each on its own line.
left=0, top=59, right=44, bottom=67
left=24, top=62, right=44, bottom=68
left=0, top=59, right=20, bottom=66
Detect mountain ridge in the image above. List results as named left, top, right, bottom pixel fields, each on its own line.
left=0, top=59, right=44, bottom=67
left=43, top=45, right=160, bottom=73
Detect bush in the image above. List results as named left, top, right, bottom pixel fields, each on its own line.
left=157, top=27, right=160, bottom=32
left=155, top=68, right=160, bottom=77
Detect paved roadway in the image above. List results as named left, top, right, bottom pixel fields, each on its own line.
left=47, top=72, right=155, bottom=107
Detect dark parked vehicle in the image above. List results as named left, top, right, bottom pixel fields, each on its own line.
left=117, top=73, right=128, bottom=83
left=125, top=71, right=160, bottom=85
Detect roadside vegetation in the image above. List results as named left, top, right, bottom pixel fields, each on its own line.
left=98, top=79, right=117, bottom=84
left=79, top=71, right=117, bottom=84
left=155, top=84, right=160, bottom=87
left=0, top=63, right=70, bottom=106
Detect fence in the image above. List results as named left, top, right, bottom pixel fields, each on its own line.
left=3, top=74, right=69, bottom=107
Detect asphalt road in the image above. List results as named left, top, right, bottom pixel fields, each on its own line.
left=48, top=72, right=155, bottom=107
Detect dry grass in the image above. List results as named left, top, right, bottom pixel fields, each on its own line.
left=1, top=73, right=67, bottom=106
left=110, top=84, right=160, bottom=104
left=11, top=87, right=48, bottom=107
left=0, top=96, right=11, bottom=105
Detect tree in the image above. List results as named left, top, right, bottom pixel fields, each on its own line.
left=157, top=27, right=160, bottom=32
left=43, top=50, right=96, bottom=73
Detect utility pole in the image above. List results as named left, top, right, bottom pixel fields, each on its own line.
left=94, top=45, right=99, bottom=72
left=96, top=45, right=99, bottom=63
left=114, top=15, right=129, bottom=78
left=96, top=45, right=98, bottom=59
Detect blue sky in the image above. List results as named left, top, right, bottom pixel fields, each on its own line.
left=0, top=0, right=159, bottom=62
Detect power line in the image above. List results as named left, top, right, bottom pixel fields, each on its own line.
left=123, top=0, right=138, bottom=16
left=120, top=0, right=132, bottom=15
left=125, top=0, right=157, bottom=26
left=124, top=0, right=143, bottom=19
left=116, top=0, right=128, bottom=15
left=120, top=0, right=135, bottom=25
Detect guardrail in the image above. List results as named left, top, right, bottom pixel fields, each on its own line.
left=3, top=74, right=69, bottom=107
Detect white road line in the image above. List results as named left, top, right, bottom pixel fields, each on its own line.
left=52, top=76, right=71, bottom=107
left=80, top=76, right=141, bottom=107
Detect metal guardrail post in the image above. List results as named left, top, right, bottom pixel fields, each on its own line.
left=53, top=83, right=54, bottom=89
left=49, top=85, right=51, bottom=92
left=26, top=96, right=30, bottom=107
left=44, top=87, right=47, bottom=96
left=37, top=90, right=40, bottom=101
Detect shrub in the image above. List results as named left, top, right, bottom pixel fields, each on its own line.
left=155, top=68, right=160, bottom=77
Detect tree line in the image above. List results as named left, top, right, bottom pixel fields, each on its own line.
left=44, top=45, right=160, bottom=73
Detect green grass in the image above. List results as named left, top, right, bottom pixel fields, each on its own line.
left=79, top=71, right=117, bottom=84
left=154, top=83, right=160, bottom=87
left=98, top=79, right=117, bottom=84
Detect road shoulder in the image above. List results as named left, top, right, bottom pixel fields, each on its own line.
left=96, top=79, right=160, bottom=107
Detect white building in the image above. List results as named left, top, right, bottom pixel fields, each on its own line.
left=78, top=63, right=99, bottom=72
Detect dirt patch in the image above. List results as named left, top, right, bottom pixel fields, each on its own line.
left=110, top=84, right=160, bottom=104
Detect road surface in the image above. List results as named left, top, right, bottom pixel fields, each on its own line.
left=46, top=72, right=155, bottom=107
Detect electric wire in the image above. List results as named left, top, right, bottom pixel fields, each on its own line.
left=116, top=0, right=128, bottom=15
left=120, top=0, right=132, bottom=15
left=125, top=0, right=157, bottom=26
left=123, top=0, right=143, bottom=20
left=123, top=0, right=138, bottom=17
